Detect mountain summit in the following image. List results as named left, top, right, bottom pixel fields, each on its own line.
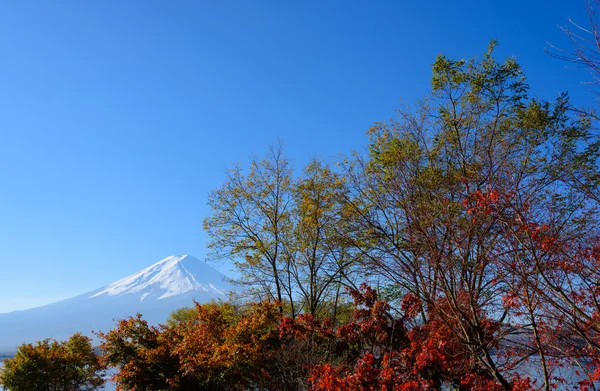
left=91, top=254, right=228, bottom=301
left=0, top=255, right=232, bottom=350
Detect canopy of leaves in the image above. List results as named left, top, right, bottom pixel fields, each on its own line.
left=0, top=333, right=105, bottom=391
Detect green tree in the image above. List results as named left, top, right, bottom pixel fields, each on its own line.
left=166, top=306, right=198, bottom=327
left=0, top=333, right=105, bottom=391
left=166, top=301, right=240, bottom=327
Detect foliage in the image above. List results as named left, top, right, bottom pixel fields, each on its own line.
left=335, top=42, right=599, bottom=390
left=308, top=285, right=521, bottom=391
left=166, top=301, right=240, bottom=327
left=171, top=301, right=281, bottom=390
left=0, top=333, right=105, bottom=391
left=166, top=306, right=199, bottom=327
left=201, top=44, right=600, bottom=389
left=53, top=44, right=600, bottom=390
left=204, top=141, right=294, bottom=313
left=204, top=142, right=357, bottom=319
left=98, top=314, right=192, bottom=390
left=99, top=302, right=283, bottom=391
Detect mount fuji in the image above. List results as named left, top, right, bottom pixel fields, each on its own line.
left=0, top=255, right=232, bottom=350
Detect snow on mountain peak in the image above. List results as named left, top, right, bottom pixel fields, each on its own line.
left=0, top=255, right=234, bottom=350
left=91, top=254, right=230, bottom=301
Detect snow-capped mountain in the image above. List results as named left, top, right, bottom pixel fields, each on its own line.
left=91, top=255, right=229, bottom=301
left=0, top=255, right=232, bottom=351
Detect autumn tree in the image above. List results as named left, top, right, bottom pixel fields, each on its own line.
left=100, top=301, right=284, bottom=391
left=98, top=314, right=198, bottom=391
left=204, top=141, right=294, bottom=313
left=287, top=159, right=356, bottom=319
left=337, top=42, right=594, bottom=389
left=491, top=193, right=600, bottom=389
left=200, top=43, right=600, bottom=390
left=205, top=144, right=357, bottom=319
left=306, top=285, right=536, bottom=391
left=0, top=333, right=105, bottom=391
left=171, top=301, right=281, bottom=390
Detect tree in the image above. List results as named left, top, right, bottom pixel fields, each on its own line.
left=166, top=301, right=239, bottom=327
left=196, top=43, right=600, bottom=390
left=493, top=193, right=600, bottom=389
left=204, top=141, right=294, bottom=313
left=306, top=285, right=535, bottom=391
left=172, top=301, right=281, bottom=390
left=100, top=302, right=283, bottom=391
left=288, top=159, right=355, bottom=319
left=339, top=42, right=592, bottom=389
left=166, top=306, right=199, bottom=327
left=545, top=0, right=600, bottom=205
left=205, top=144, right=357, bottom=319
left=98, top=314, right=196, bottom=391
left=0, top=333, right=105, bottom=391
left=547, top=0, right=600, bottom=91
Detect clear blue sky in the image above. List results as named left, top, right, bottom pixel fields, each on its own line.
left=0, top=0, right=593, bottom=312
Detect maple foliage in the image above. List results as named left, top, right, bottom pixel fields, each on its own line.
left=307, top=285, right=532, bottom=391
left=98, top=286, right=533, bottom=390
left=99, top=301, right=284, bottom=391
left=98, top=314, right=192, bottom=390
left=172, top=300, right=282, bottom=390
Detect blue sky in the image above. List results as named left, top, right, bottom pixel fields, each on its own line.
left=0, top=0, right=593, bottom=312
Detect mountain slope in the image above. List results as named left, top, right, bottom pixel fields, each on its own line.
left=0, top=255, right=231, bottom=350
left=91, top=255, right=228, bottom=301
